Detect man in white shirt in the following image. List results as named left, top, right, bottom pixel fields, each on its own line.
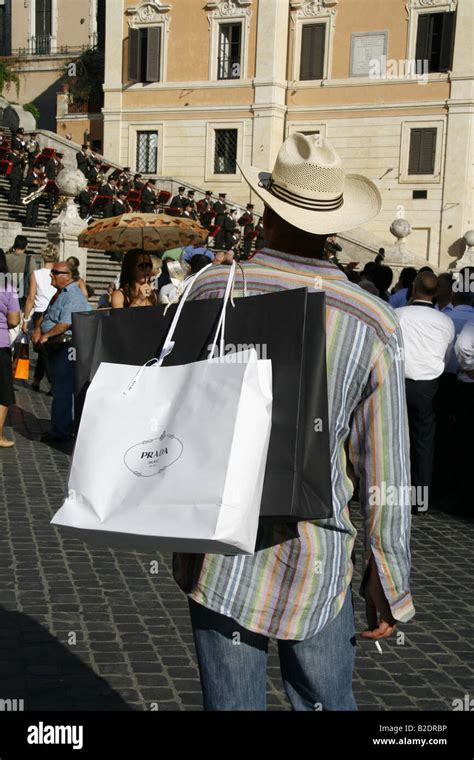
left=396, top=272, right=455, bottom=513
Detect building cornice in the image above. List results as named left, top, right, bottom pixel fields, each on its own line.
left=288, top=100, right=449, bottom=112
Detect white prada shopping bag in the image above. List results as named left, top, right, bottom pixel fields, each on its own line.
left=51, top=263, right=272, bottom=555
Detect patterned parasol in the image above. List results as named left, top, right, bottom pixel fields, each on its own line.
left=78, top=213, right=207, bottom=253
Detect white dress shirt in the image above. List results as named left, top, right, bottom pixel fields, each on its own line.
left=455, top=321, right=474, bottom=383
left=396, top=301, right=455, bottom=380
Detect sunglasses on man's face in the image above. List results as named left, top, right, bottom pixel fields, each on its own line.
left=136, top=262, right=153, bottom=270
left=50, top=269, right=69, bottom=275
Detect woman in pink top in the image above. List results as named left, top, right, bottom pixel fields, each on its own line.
left=0, top=250, right=20, bottom=447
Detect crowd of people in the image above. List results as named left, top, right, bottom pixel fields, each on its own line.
left=1, top=225, right=472, bottom=519
left=330, top=254, right=473, bottom=516
left=1, top=131, right=265, bottom=261
left=75, top=144, right=264, bottom=257
left=1, top=129, right=473, bottom=713
left=2, top=127, right=63, bottom=228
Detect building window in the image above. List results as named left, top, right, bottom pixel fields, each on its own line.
left=35, top=0, right=52, bottom=54
left=408, top=128, right=437, bottom=175
left=214, top=129, right=238, bottom=174
left=136, top=131, right=158, bottom=174
left=299, top=23, right=326, bottom=80
left=128, top=26, right=162, bottom=84
left=415, top=11, right=455, bottom=73
left=0, top=4, right=5, bottom=56
left=217, top=23, right=242, bottom=80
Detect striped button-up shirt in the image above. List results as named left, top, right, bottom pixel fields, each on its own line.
left=173, top=249, right=415, bottom=640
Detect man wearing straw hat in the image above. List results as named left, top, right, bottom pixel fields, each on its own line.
left=173, top=133, right=414, bottom=710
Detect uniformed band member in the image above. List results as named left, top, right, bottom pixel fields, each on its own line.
left=24, top=167, right=44, bottom=228
left=170, top=186, right=186, bottom=210
left=212, top=193, right=227, bottom=248
left=43, top=153, right=61, bottom=215
left=104, top=191, right=129, bottom=218
left=197, top=190, right=214, bottom=228
left=117, top=167, right=132, bottom=194
left=76, top=145, right=97, bottom=184
left=140, top=179, right=156, bottom=212
left=185, top=190, right=195, bottom=209
left=238, top=203, right=255, bottom=259
left=133, top=173, right=144, bottom=191
left=99, top=178, right=116, bottom=197
left=26, top=133, right=41, bottom=171
left=8, top=149, right=24, bottom=205
left=182, top=203, right=197, bottom=221
left=223, top=208, right=238, bottom=250
left=78, top=187, right=95, bottom=220
left=11, top=128, right=26, bottom=153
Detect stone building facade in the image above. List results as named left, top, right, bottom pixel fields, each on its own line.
left=99, top=0, right=473, bottom=268
left=2, top=0, right=104, bottom=136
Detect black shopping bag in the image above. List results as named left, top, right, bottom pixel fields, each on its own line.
left=72, top=288, right=332, bottom=521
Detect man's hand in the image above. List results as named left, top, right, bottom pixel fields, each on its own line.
left=31, top=328, right=41, bottom=344
left=21, top=320, right=29, bottom=335
left=361, top=556, right=397, bottom=640
left=39, top=334, right=49, bottom=345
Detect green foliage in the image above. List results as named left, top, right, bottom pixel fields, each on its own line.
left=22, top=102, right=40, bottom=124
left=63, top=48, right=104, bottom=108
left=0, top=59, right=20, bottom=97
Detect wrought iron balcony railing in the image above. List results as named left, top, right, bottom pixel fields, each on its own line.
left=11, top=39, right=93, bottom=57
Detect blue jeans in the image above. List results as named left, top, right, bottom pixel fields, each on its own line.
left=48, top=345, right=74, bottom=439
left=188, top=590, right=357, bottom=711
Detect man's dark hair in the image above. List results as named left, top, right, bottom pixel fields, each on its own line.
left=419, top=266, right=434, bottom=274
left=81, top=144, right=88, bottom=150
left=362, top=261, right=378, bottom=279
left=438, top=272, right=453, bottom=286
left=399, top=267, right=417, bottom=289
left=13, top=235, right=28, bottom=251
left=413, top=271, right=438, bottom=298
left=0, top=248, right=7, bottom=275
left=189, top=254, right=210, bottom=274
left=371, top=264, right=394, bottom=296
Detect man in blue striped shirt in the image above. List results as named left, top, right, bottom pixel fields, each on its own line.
left=174, top=134, right=414, bottom=710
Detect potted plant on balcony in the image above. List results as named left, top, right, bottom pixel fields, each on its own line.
left=62, top=48, right=104, bottom=114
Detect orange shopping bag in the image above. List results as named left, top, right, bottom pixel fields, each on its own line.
left=12, top=336, right=30, bottom=380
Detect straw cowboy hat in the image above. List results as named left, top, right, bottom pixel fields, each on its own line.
left=238, top=133, right=381, bottom=234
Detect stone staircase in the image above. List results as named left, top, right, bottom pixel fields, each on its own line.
left=0, top=174, right=121, bottom=305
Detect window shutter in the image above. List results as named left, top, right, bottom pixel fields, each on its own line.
left=439, top=11, right=455, bottom=72
left=146, top=26, right=162, bottom=82
left=300, top=24, right=325, bottom=81
left=128, top=28, right=140, bottom=82
left=408, top=129, right=422, bottom=174
left=408, top=128, right=436, bottom=174
left=419, top=128, right=436, bottom=174
left=415, top=14, right=430, bottom=65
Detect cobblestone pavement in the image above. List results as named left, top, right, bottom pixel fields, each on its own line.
left=0, top=381, right=473, bottom=712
